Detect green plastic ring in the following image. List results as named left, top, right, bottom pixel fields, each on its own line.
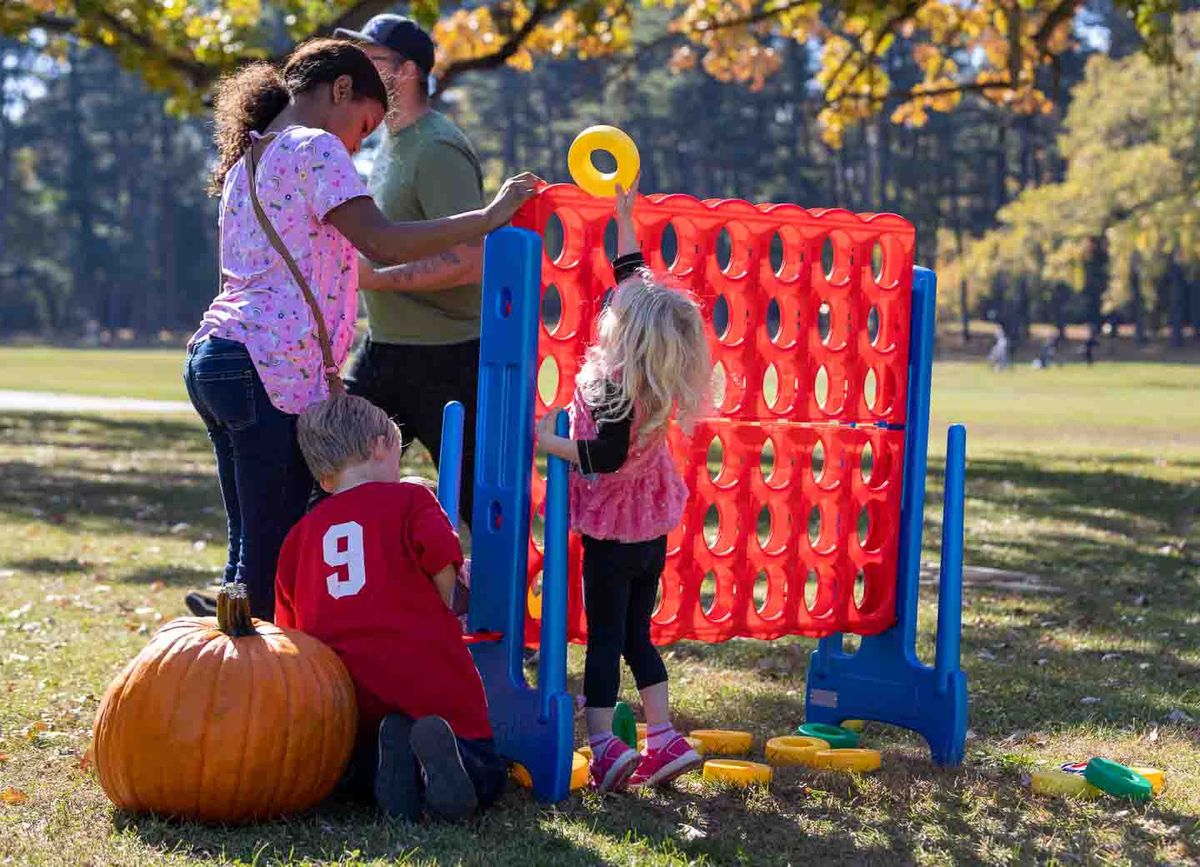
left=1083, top=757, right=1153, bottom=802
left=797, top=723, right=860, bottom=750
left=613, top=701, right=638, bottom=749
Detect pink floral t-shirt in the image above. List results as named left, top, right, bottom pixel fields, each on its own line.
left=191, top=126, right=370, bottom=414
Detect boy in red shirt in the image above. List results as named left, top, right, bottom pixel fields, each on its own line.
left=275, top=394, right=505, bottom=821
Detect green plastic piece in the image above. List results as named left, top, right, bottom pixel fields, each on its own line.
left=613, top=701, right=638, bottom=749
left=797, top=722, right=860, bottom=750
left=1083, top=757, right=1153, bottom=802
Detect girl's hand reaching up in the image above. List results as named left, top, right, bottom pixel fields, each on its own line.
left=614, top=173, right=640, bottom=257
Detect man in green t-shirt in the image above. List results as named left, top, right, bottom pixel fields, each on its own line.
left=337, top=15, right=487, bottom=529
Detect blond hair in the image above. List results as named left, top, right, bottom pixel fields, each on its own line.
left=297, top=394, right=400, bottom=479
left=578, top=268, right=712, bottom=440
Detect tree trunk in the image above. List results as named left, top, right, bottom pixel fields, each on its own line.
left=1130, top=254, right=1147, bottom=344
left=1084, top=234, right=1108, bottom=338
left=1168, top=259, right=1185, bottom=348
left=67, top=44, right=101, bottom=330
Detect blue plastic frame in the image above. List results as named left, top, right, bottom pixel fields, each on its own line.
left=462, top=227, right=575, bottom=803
left=804, top=266, right=968, bottom=765
left=463, top=238, right=968, bottom=801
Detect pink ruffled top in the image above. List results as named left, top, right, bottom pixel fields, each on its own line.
left=568, top=387, right=688, bottom=543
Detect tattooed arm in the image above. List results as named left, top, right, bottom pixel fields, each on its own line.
left=357, top=239, right=482, bottom=293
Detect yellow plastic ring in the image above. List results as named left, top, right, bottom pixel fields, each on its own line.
left=1030, top=769, right=1102, bottom=799
left=841, top=720, right=866, bottom=732
left=512, top=751, right=590, bottom=792
left=567, top=125, right=640, bottom=198
left=1130, top=767, right=1165, bottom=794
left=765, top=736, right=831, bottom=767
left=689, top=729, right=754, bottom=756
left=812, top=748, right=882, bottom=773
left=702, top=759, right=772, bottom=787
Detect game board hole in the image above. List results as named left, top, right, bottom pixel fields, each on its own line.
left=763, top=364, right=779, bottom=409
left=818, top=302, right=833, bottom=344
left=707, top=435, right=725, bottom=483
left=766, top=298, right=781, bottom=342
left=867, top=305, right=880, bottom=345
left=713, top=295, right=730, bottom=340
left=531, top=506, right=545, bottom=551
left=541, top=284, right=562, bottom=335
left=871, top=240, right=884, bottom=282
left=703, top=504, right=721, bottom=551
left=760, top=437, right=777, bottom=485
left=715, top=227, right=733, bottom=273
left=823, top=231, right=852, bottom=284
left=756, top=506, right=771, bottom=551
left=861, top=442, right=875, bottom=484
left=527, top=571, right=543, bottom=619
left=497, top=287, right=513, bottom=319
left=537, top=356, right=559, bottom=407
left=603, top=217, right=618, bottom=259
left=811, top=440, right=826, bottom=483
left=543, top=212, right=565, bottom=263
left=769, top=231, right=785, bottom=274
left=807, top=506, right=822, bottom=547
left=853, top=569, right=866, bottom=608
left=489, top=500, right=503, bottom=530
left=864, top=368, right=878, bottom=411
left=699, top=570, right=720, bottom=616
left=661, top=221, right=680, bottom=270
left=804, top=569, right=820, bottom=612
left=858, top=508, right=870, bottom=546
left=815, top=365, right=830, bottom=410
left=712, top=362, right=727, bottom=410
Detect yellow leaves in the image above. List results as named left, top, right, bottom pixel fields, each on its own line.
left=24, top=721, right=47, bottom=742
left=0, top=788, right=28, bottom=806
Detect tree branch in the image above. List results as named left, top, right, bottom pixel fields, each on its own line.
left=433, top=1, right=559, bottom=94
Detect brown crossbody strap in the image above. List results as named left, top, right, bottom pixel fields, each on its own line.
left=245, top=139, right=345, bottom=397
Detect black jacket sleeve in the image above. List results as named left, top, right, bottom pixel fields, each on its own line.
left=575, top=381, right=633, bottom=475
left=612, top=251, right=645, bottom=283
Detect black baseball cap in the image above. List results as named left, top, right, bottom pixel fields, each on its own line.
left=335, top=14, right=435, bottom=74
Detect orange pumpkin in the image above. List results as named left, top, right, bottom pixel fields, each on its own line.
left=92, top=583, right=357, bottom=823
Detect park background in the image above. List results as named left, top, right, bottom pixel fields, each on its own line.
left=0, top=1, right=1198, bottom=865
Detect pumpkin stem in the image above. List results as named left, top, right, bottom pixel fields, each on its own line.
left=216, top=582, right=256, bottom=637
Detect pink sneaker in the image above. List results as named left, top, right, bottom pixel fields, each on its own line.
left=589, top=736, right=641, bottom=793
left=629, top=734, right=702, bottom=787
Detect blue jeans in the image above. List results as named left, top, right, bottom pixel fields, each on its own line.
left=184, top=337, right=313, bottom=620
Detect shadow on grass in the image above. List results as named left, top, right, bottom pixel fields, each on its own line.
left=114, top=762, right=1200, bottom=866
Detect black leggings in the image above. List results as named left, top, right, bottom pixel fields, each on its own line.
left=582, top=535, right=669, bottom=708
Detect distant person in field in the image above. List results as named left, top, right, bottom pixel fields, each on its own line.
left=335, top=15, right=490, bottom=531
left=182, top=39, right=535, bottom=620
left=988, top=325, right=1010, bottom=371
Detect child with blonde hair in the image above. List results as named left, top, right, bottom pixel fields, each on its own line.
left=275, top=393, right=504, bottom=821
left=536, top=177, right=711, bottom=792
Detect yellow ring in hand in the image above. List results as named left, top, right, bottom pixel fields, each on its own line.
left=568, top=125, right=640, bottom=198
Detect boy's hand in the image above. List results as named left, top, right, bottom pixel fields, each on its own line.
left=536, top=408, right=564, bottom=446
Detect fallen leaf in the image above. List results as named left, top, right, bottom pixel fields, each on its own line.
left=0, top=788, right=27, bottom=805
left=0, top=753, right=8, bottom=763
left=1148, top=728, right=1160, bottom=743
left=77, top=748, right=94, bottom=774
left=678, top=823, right=707, bottom=841
left=24, top=721, right=47, bottom=741
left=148, top=581, right=165, bottom=593
left=6, top=603, right=32, bottom=619
left=1080, top=697, right=1102, bottom=705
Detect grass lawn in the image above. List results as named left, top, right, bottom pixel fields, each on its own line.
left=0, top=359, right=1197, bottom=865
left=0, top=347, right=187, bottom=402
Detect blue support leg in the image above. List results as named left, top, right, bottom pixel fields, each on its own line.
left=467, top=227, right=574, bottom=803
left=805, top=267, right=968, bottom=766
left=437, top=401, right=464, bottom=528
